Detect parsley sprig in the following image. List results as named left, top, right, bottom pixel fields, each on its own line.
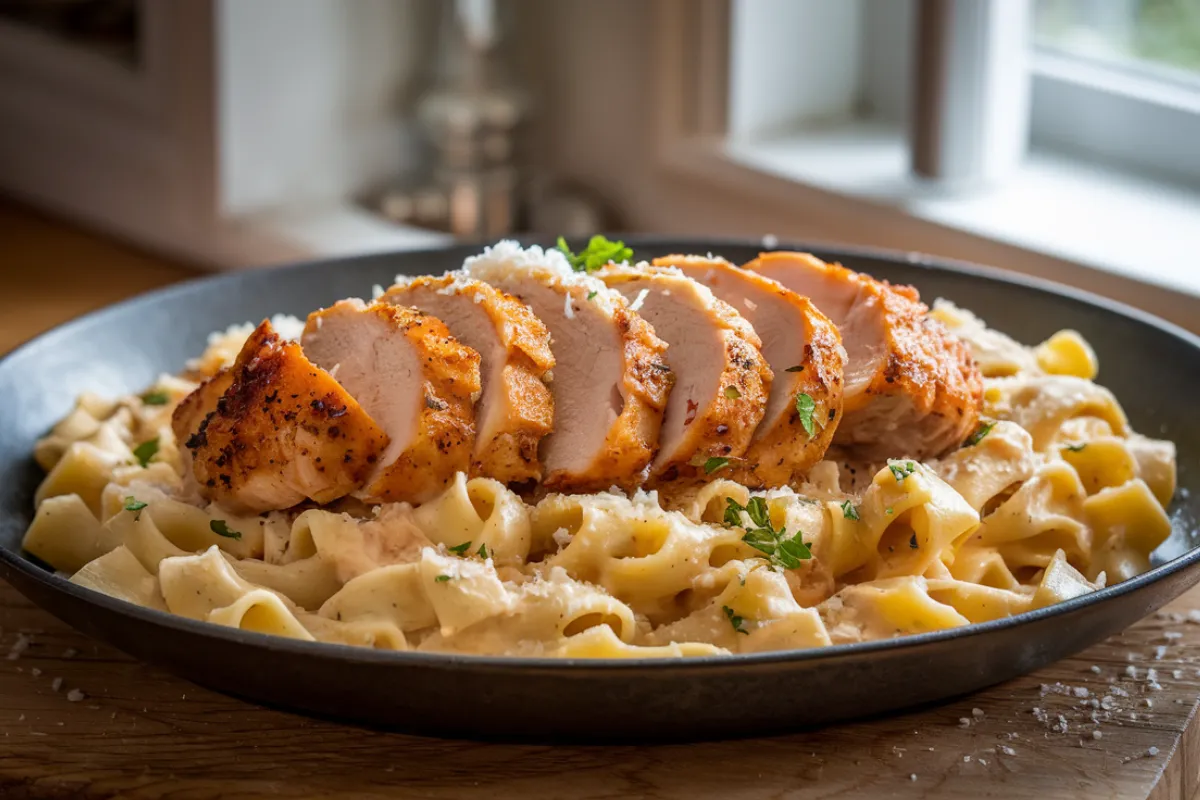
left=888, top=461, right=917, bottom=482
left=132, top=438, right=159, bottom=468
left=123, top=496, right=147, bottom=520
left=140, top=390, right=170, bottom=406
left=556, top=235, right=633, bottom=273
left=724, top=497, right=812, bottom=570
left=795, top=393, right=816, bottom=437
left=210, top=520, right=242, bottom=541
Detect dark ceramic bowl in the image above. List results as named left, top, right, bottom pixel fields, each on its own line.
left=1, top=239, right=1197, bottom=742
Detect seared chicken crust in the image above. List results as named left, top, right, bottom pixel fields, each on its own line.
left=750, top=252, right=982, bottom=460
left=302, top=300, right=481, bottom=505
left=183, top=320, right=389, bottom=513
left=383, top=275, right=554, bottom=485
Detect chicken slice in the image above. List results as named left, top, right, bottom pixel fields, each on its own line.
left=183, top=320, right=389, bottom=513
left=462, top=241, right=672, bottom=492
left=301, top=299, right=481, bottom=504
left=749, top=251, right=982, bottom=460
left=660, top=255, right=845, bottom=487
left=171, top=368, right=233, bottom=450
left=381, top=275, right=554, bottom=485
left=596, top=264, right=772, bottom=483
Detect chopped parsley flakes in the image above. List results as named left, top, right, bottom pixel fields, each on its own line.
left=704, top=456, right=731, bottom=474
left=123, top=496, right=147, bottom=520
left=448, top=541, right=472, bottom=556
left=140, top=390, right=170, bottom=406
left=477, top=543, right=490, bottom=559
left=724, top=497, right=812, bottom=570
left=210, top=520, right=242, bottom=540
left=722, top=605, right=749, bottom=635
left=840, top=500, right=859, bottom=521
left=795, top=393, right=816, bottom=437
left=435, top=574, right=452, bottom=583
left=556, top=235, right=633, bottom=273
left=964, top=421, right=996, bottom=447
left=888, top=461, right=917, bottom=482
left=785, top=365, right=805, bottom=373
left=132, top=438, right=159, bottom=468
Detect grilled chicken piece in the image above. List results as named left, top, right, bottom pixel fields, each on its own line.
left=301, top=300, right=481, bottom=504
left=661, top=255, right=845, bottom=487
left=381, top=275, right=554, bottom=485
left=462, top=242, right=672, bottom=492
left=596, top=264, right=772, bottom=483
left=171, top=368, right=233, bottom=450
left=750, top=252, right=982, bottom=460
left=183, top=321, right=388, bottom=513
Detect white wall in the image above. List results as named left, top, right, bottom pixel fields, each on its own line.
left=217, top=0, right=432, bottom=215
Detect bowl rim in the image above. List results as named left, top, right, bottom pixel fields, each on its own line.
left=3, top=235, right=1197, bottom=672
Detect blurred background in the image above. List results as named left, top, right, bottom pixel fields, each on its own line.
left=2, top=0, right=1198, bottom=349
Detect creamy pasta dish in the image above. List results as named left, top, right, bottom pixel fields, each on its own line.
left=23, top=241, right=1176, bottom=658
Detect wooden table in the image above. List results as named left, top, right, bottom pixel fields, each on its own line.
left=2, top=200, right=1199, bottom=799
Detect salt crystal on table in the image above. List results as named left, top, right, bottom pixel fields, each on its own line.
left=1092, top=730, right=1102, bottom=740
left=910, top=774, right=917, bottom=782
left=1173, top=669, right=1184, bottom=679
left=66, top=689, right=84, bottom=702
left=30, top=668, right=41, bottom=678
left=1073, top=687, right=1089, bottom=698
left=959, top=717, right=971, bottom=728
left=972, top=707, right=985, bottom=718
left=50, top=677, right=62, bottom=692
left=1148, top=746, right=1160, bottom=756
left=1154, top=646, right=1168, bottom=660
left=1089, top=665, right=1102, bottom=674
left=1126, top=665, right=1139, bottom=679
left=1164, top=631, right=1182, bottom=641
left=62, top=648, right=77, bottom=659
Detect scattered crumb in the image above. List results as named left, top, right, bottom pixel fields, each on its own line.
left=29, top=668, right=41, bottom=678
left=979, top=759, right=988, bottom=766
left=963, top=755, right=971, bottom=763
left=1145, top=699, right=1154, bottom=708
left=959, top=717, right=971, bottom=728
left=972, top=708, right=985, bottom=718
left=17, top=714, right=24, bottom=721
left=6, top=634, right=30, bottom=661
left=1154, top=646, right=1168, bottom=660
left=1149, top=746, right=1160, bottom=756
left=909, top=774, right=917, bottom=782
left=66, top=689, right=84, bottom=702
left=1125, top=665, right=1139, bottom=679
left=999, top=745, right=1017, bottom=756
left=1092, top=730, right=1102, bottom=740
left=50, top=677, right=63, bottom=692
left=1164, top=631, right=1182, bottom=641
left=1173, top=669, right=1183, bottom=680
left=1089, top=665, right=1102, bottom=674
left=62, top=648, right=78, bottom=659
left=1073, top=687, right=1089, bottom=698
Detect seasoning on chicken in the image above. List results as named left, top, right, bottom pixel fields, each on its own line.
left=660, top=256, right=845, bottom=487
left=749, top=251, right=982, bottom=460
left=183, top=320, right=389, bottom=513
left=171, top=368, right=233, bottom=453
left=462, top=241, right=672, bottom=492
left=382, top=275, right=554, bottom=486
left=596, top=263, right=772, bottom=483
left=301, top=299, right=481, bottom=505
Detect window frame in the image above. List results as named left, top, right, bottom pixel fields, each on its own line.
left=1029, top=46, right=1200, bottom=186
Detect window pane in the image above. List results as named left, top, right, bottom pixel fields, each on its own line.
left=1035, top=0, right=1200, bottom=79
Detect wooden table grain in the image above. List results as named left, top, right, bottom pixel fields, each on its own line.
left=2, top=199, right=1198, bottom=800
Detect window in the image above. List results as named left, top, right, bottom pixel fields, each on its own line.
left=1031, top=0, right=1200, bottom=185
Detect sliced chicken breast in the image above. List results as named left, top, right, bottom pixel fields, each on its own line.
left=301, top=299, right=481, bottom=504
left=596, top=264, right=772, bottom=483
left=462, top=242, right=672, bottom=492
left=660, top=256, right=845, bottom=487
left=750, top=252, right=982, bottom=460
left=183, top=320, right=389, bottom=513
left=171, top=368, right=233, bottom=450
left=382, top=275, right=554, bottom=485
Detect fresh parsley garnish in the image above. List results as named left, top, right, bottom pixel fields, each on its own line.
left=132, top=438, right=159, bottom=468
left=448, top=541, right=472, bottom=555
left=909, top=533, right=919, bottom=549
left=888, top=461, right=917, bottom=482
left=435, top=574, right=452, bottom=583
left=785, top=365, right=805, bottom=373
left=885, top=506, right=894, bottom=515
left=964, top=421, right=996, bottom=447
left=724, top=497, right=812, bottom=570
left=722, top=605, right=749, bottom=635
left=1064, top=443, right=1087, bottom=452
left=586, top=290, right=598, bottom=300
left=795, top=393, right=816, bottom=437
left=210, top=520, right=242, bottom=540
left=556, top=235, right=633, bottom=273
left=724, top=385, right=741, bottom=400
left=704, top=457, right=730, bottom=474
left=477, top=543, right=489, bottom=559
left=140, top=390, right=170, bottom=406
left=123, top=496, right=147, bottom=520
left=841, top=500, right=859, bottom=521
